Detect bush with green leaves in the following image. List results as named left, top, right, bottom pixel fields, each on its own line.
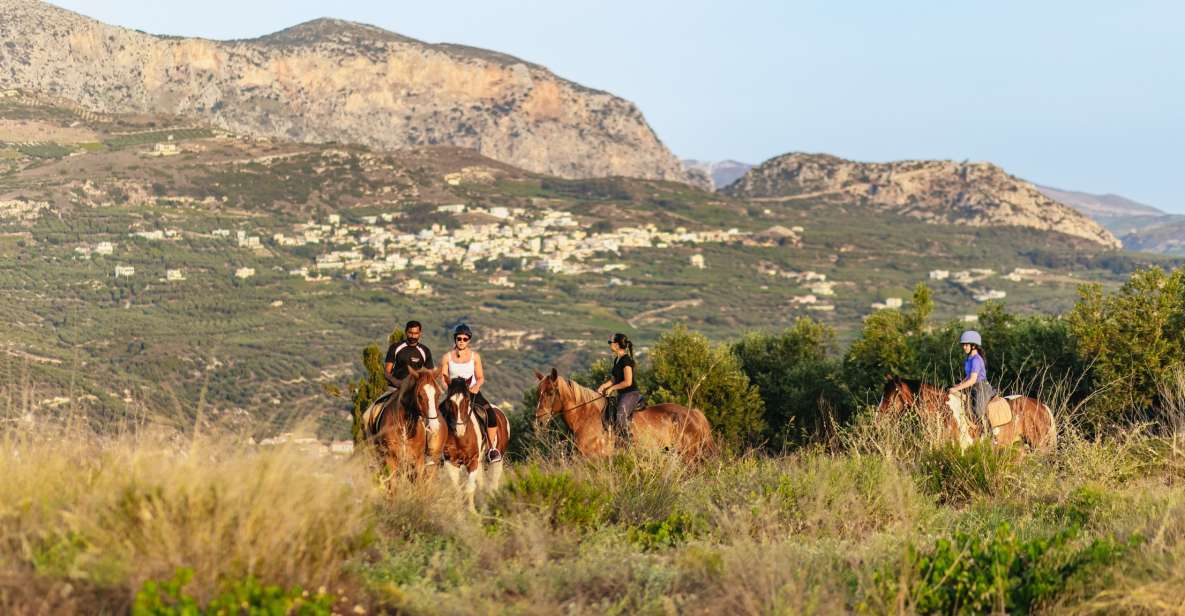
left=1068, top=266, right=1185, bottom=425
left=133, top=567, right=335, bottom=615
left=488, top=465, right=609, bottom=529
left=917, top=440, right=1020, bottom=505
left=733, top=318, right=849, bottom=448
left=879, top=522, right=1138, bottom=614
left=627, top=511, right=703, bottom=551
left=645, top=325, right=766, bottom=449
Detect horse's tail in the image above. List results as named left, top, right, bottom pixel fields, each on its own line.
left=1040, top=402, right=1058, bottom=450
left=685, top=406, right=717, bottom=461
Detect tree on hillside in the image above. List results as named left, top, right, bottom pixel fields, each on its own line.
left=733, top=318, right=849, bottom=449
left=1068, top=267, right=1185, bottom=422
left=645, top=326, right=765, bottom=449
left=843, top=283, right=936, bottom=400
left=348, top=327, right=405, bottom=445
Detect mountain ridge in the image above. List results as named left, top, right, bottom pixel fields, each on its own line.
left=0, top=0, right=689, bottom=183
left=724, top=152, right=1121, bottom=248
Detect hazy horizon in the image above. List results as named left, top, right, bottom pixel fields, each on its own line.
left=49, top=0, right=1185, bottom=213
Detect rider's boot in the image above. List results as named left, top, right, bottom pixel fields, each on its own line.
left=486, top=427, right=502, bottom=463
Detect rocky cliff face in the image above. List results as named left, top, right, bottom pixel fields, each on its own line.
left=0, top=0, right=689, bottom=182
left=724, top=152, right=1121, bottom=248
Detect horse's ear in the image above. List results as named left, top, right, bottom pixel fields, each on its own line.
left=534, top=369, right=545, bottom=381
left=548, top=367, right=558, bottom=382
left=884, top=373, right=892, bottom=381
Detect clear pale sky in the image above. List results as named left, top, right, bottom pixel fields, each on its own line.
left=53, top=1, right=1185, bottom=212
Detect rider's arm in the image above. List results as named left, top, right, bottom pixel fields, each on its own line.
left=597, top=379, right=613, bottom=394
left=471, top=353, right=485, bottom=393
left=384, top=361, right=398, bottom=387
left=950, top=372, right=978, bottom=392
left=617, top=365, right=633, bottom=390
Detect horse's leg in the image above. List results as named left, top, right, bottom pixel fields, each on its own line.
left=464, top=459, right=482, bottom=513
left=443, top=458, right=462, bottom=490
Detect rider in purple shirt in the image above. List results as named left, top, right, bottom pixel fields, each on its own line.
left=948, top=330, right=994, bottom=434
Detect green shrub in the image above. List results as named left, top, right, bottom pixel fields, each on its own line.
left=1068, top=266, right=1185, bottom=426
left=645, top=325, right=766, bottom=449
left=133, top=567, right=335, bottom=615
left=628, top=511, right=703, bottom=551
left=878, top=522, right=1137, bottom=614
left=918, top=441, right=1020, bottom=505
left=489, top=465, right=609, bottom=529
left=733, top=318, right=849, bottom=448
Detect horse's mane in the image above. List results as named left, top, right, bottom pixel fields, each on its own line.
left=559, top=376, right=603, bottom=412
left=884, top=376, right=925, bottom=396
left=446, top=376, right=470, bottom=399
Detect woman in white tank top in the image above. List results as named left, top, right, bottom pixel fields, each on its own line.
left=441, top=324, right=501, bottom=462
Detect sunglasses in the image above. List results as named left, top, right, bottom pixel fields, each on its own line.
left=607, top=340, right=616, bottom=346
left=455, top=336, right=470, bottom=342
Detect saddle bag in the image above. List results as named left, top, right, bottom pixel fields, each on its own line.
left=987, top=397, right=1012, bottom=427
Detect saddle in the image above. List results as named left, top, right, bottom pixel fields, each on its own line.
left=600, top=395, right=645, bottom=433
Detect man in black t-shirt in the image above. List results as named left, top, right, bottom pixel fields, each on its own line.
left=384, top=320, right=434, bottom=388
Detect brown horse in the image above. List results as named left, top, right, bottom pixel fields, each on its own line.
left=878, top=376, right=1057, bottom=451
left=365, top=367, right=448, bottom=480
left=440, top=377, right=511, bottom=511
left=534, top=368, right=715, bottom=462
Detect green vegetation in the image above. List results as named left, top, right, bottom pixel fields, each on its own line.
left=5, top=411, right=1185, bottom=614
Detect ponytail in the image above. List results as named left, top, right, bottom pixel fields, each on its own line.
left=611, top=333, right=634, bottom=358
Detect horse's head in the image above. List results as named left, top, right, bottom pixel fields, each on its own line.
left=878, top=375, right=915, bottom=415
left=405, top=366, right=443, bottom=428
left=443, top=376, right=472, bottom=437
left=533, top=368, right=562, bottom=425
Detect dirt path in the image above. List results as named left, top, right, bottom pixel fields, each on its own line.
left=627, top=299, right=703, bottom=328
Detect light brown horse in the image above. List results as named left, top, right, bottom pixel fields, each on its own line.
left=534, top=368, right=715, bottom=462
left=878, top=376, right=1057, bottom=451
left=366, top=367, right=447, bottom=479
left=440, top=377, right=511, bottom=511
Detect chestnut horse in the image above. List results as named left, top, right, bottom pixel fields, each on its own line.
left=365, top=367, right=447, bottom=479
left=534, top=368, right=715, bottom=462
left=440, top=377, right=511, bottom=511
left=878, top=376, right=1056, bottom=451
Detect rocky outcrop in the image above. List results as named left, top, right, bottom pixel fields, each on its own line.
left=0, top=0, right=689, bottom=182
left=724, top=152, right=1121, bottom=248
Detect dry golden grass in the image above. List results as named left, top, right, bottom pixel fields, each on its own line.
left=0, top=425, right=381, bottom=613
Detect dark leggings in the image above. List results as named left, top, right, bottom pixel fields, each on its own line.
left=616, top=391, right=641, bottom=430
left=971, top=381, right=994, bottom=427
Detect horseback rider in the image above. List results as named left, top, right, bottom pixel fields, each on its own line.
left=596, top=333, right=641, bottom=440
left=440, top=323, right=502, bottom=463
left=384, top=320, right=434, bottom=388
left=948, top=330, right=994, bottom=436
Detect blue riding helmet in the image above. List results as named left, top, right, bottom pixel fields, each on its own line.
left=453, top=323, right=474, bottom=340
left=959, top=330, right=982, bottom=347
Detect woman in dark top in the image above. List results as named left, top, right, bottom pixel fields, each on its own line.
left=597, top=333, right=641, bottom=437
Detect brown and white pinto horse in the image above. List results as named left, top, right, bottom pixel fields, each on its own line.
left=365, top=367, right=447, bottom=480
left=878, top=376, right=1056, bottom=451
left=534, top=368, right=715, bottom=463
left=440, top=377, right=510, bottom=511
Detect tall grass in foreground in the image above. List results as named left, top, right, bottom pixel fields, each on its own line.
left=8, top=389, right=1185, bottom=613
left=0, top=427, right=381, bottom=614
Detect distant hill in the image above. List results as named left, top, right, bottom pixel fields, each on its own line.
left=681, top=159, right=754, bottom=191
left=1035, top=185, right=1164, bottom=219
left=3, top=96, right=1162, bottom=432
left=724, top=152, right=1121, bottom=248
left=1036, top=185, right=1185, bottom=255
left=0, top=0, right=689, bottom=183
